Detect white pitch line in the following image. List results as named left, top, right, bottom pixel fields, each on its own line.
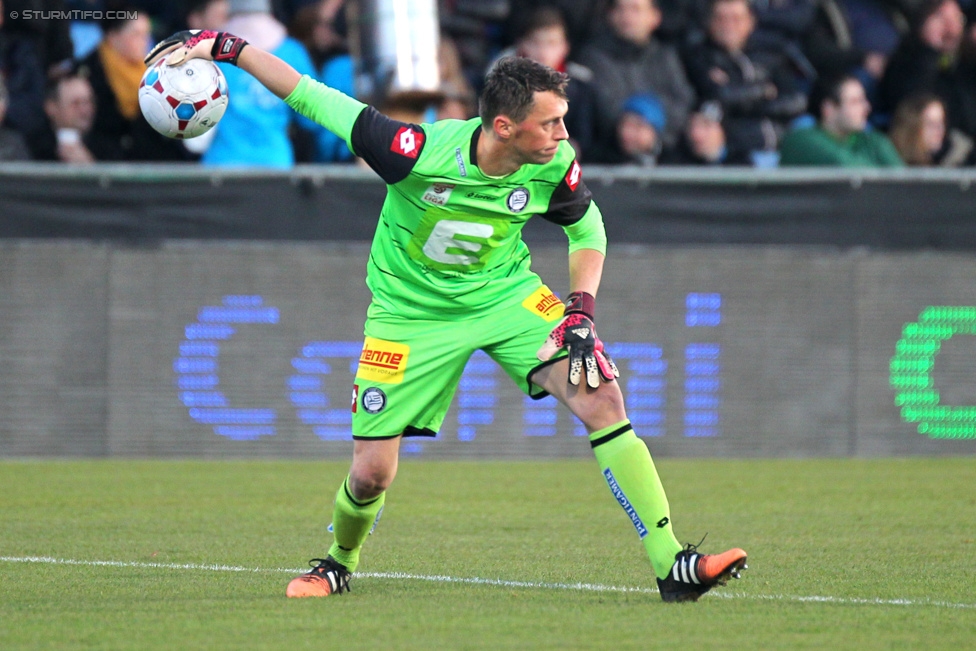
left=1, top=556, right=974, bottom=610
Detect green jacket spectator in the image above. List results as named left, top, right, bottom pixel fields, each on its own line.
left=779, top=126, right=903, bottom=166
left=780, top=73, right=903, bottom=167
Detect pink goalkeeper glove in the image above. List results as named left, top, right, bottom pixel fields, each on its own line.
left=536, top=291, right=620, bottom=388
left=145, top=30, right=248, bottom=67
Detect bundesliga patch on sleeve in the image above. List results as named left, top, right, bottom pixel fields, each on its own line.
left=565, top=160, right=582, bottom=191
left=521, top=286, right=565, bottom=322
left=356, top=337, right=410, bottom=384
left=390, top=126, right=424, bottom=159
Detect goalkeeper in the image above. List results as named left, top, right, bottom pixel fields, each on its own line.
left=147, top=31, right=747, bottom=603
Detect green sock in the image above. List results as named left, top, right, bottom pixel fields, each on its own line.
left=327, top=475, right=385, bottom=573
left=589, top=420, right=683, bottom=579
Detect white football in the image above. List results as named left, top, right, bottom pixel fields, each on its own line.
left=138, top=57, right=228, bottom=139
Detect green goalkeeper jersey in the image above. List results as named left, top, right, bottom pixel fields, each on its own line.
left=285, top=75, right=607, bottom=320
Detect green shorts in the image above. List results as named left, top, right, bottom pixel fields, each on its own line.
left=351, top=285, right=568, bottom=439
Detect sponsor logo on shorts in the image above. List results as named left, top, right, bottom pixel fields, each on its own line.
left=356, top=337, right=410, bottom=384
left=506, top=187, right=529, bottom=213
left=422, top=183, right=455, bottom=206
left=361, top=387, right=387, bottom=414
left=604, top=468, right=648, bottom=539
left=521, top=286, right=565, bottom=322
left=351, top=384, right=358, bottom=413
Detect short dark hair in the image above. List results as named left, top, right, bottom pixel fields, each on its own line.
left=514, top=7, right=568, bottom=42
left=101, top=3, right=141, bottom=34
left=809, top=73, right=859, bottom=120
left=45, top=71, right=87, bottom=103
left=479, top=56, right=569, bottom=124
left=609, top=0, right=656, bottom=12
left=911, top=0, right=957, bottom=34
left=708, top=0, right=754, bottom=18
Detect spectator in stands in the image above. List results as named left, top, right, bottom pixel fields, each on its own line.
left=779, top=73, right=903, bottom=166
left=750, top=0, right=818, bottom=49
left=4, top=0, right=75, bottom=77
left=202, top=0, right=321, bottom=167
left=26, top=71, right=98, bottom=162
left=944, top=9, right=976, bottom=139
left=877, top=0, right=965, bottom=119
left=601, top=92, right=667, bottom=165
left=438, top=0, right=510, bottom=93
left=185, top=0, right=230, bottom=31
left=662, top=99, right=754, bottom=164
left=889, top=92, right=975, bottom=164
left=499, top=6, right=598, bottom=159
left=0, top=0, right=49, bottom=140
left=683, top=0, right=808, bottom=163
left=78, top=9, right=192, bottom=160
left=576, top=0, right=696, bottom=153
left=803, top=0, right=904, bottom=99
left=289, top=0, right=355, bottom=161
left=0, top=74, right=31, bottom=159
left=436, top=34, right=477, bottom=121
left=506, top=0, right=604, bottom=51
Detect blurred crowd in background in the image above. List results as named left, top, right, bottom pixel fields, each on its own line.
left=2, top=0, right=976, bottom=168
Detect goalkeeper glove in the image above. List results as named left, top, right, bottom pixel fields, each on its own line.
left=536, top=291, right=620, bottom=388
left=145, top=30, right=249, bottom=67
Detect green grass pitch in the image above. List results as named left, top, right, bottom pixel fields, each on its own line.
left=1, top=457, right=974, bottom=649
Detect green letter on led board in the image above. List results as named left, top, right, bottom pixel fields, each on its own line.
left=891, top=306, right=976, bottom=439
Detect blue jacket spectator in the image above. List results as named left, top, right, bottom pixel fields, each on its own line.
left=312, top=53, right=354, bottom=162
left=203, top=0, right=321, bottom=168
left=288, top=0, right=354, bottom=162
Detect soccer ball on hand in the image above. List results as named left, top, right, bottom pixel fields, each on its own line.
left=139, top=57, right=228, bottom=139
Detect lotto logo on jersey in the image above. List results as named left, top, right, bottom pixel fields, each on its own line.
left=356, top=337, right=410, bottom=384
left=391, top=126, right=424, bottom=158
left=565, top=160, right=582, bottom=191
left=522, top=286, right=565, bottom=322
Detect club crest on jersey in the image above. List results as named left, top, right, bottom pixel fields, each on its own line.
left=506, top=187, right=530, bottom=213
left=422, top=183, right=455, bottom=206
left=565, top=160, right=582, bottom=191
left=361, top=387, right=387, bottom=414
left=391, top=126, right=423, bottom=158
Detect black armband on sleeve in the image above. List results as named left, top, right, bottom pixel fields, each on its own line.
left=541, top=159, right=593, bottom=226
left=350, top=107, right=427, bottom=185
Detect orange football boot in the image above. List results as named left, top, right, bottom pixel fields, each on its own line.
left=286, top=557, right=351, bottom=598
left=657, top=544, right=748, bottom=602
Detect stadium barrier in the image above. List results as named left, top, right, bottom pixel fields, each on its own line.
left=2, top=165, right=975, bottom=458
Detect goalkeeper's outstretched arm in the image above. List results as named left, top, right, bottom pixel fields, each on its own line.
left=144, top=30, right=301, bottom=99
left=145, top=30, right=369, bottom=147
left=236, top=46, right=302, bottom=100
